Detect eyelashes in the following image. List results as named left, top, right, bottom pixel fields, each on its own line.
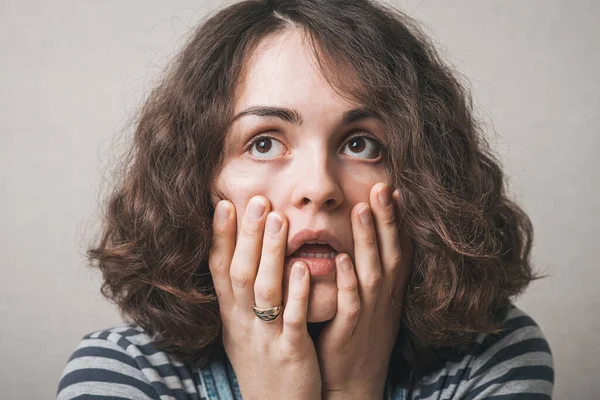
left=244, top=132, right=384, bottom=161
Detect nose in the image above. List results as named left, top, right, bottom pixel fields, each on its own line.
left=290, top=148, right=343, bottom=212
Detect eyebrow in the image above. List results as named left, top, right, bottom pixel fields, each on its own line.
left=232, top=106, right=379, bottom=126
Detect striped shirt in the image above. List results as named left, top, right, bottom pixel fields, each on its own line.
left=57, top=305, right=554, bottom=399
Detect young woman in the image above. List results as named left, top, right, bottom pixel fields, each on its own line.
left=57, top=0, right=554, bottom=398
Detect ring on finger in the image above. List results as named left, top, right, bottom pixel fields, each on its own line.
left=252, top=303, right=283, bottom=322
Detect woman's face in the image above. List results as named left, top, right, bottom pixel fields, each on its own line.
left=211, top=29, right=392, bottom=322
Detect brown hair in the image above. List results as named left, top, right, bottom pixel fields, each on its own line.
left=89, top=0, right=542, bottom=383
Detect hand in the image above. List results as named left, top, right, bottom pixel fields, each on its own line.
left=209, top=196, right=322, bottom=400
left=317, top=183, right=413, bottom=399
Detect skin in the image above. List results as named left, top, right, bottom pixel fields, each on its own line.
left=209, top=29, right=413, bottom=399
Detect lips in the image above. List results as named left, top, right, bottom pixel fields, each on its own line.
left=286, top=229, right=343, bottom=257
left=286, top=232, right=341, bottom=277
left=285, top=253, right=337, bottom=277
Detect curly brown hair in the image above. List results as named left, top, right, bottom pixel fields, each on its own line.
left=88, top=0, right=542, bottom=384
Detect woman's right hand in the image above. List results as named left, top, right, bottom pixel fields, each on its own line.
left=209, top=196, right=322, bottom=400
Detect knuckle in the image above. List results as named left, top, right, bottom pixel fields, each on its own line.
left=388, top=250, right=403, bottom=266
left=208, top=252, right=226, bottom=273
left=230, top=268, right=251, bottom=288
left=363, top=271, right=383, bottom=291
left=254, top=285, right=278, bottom=303
left=289, top=287, right=308, bottom=302
left=239, top=225, right=258, bottom=242
left=362, top=233, right=378, bottom=249
left=381, top=212, right=397, bottom=228
left=284, top=314, right=303, bottom=331
left=341, top=279, right=359, bottom=292
left=345, top=303, right=361, bottom=319
left=214, top=287, right=226, bottom=300
left=279, top=341, right=298, bottom=361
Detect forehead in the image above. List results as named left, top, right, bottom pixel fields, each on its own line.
left=234, top=29, right=357, bottom=114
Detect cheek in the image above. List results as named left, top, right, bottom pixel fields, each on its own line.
left=211, top=161, right=271, bottom=204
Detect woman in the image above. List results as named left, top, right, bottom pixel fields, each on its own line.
left=57, top=0, right=554, bottom=398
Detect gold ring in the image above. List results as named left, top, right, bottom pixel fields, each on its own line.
left=252, top=304, right=283, bottom=322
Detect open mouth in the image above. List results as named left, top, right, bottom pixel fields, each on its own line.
left=290, top=243, right=338, bottom=259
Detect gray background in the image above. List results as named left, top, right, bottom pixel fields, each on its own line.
left=1, top=0, right=598, bottom=398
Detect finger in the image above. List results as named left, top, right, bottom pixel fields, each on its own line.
left=229, top=196, right=270, bottom=309
left=326, top=253, right=361, bottom=341
left=352, top=201, right=383, bottom=304
left=254, top=211, right=287, bottom=310
left=282, top=262, right=310, bottom=342
left=208, top=200, right=236, bottom=312
left=370, top=183, right=404, bottom=279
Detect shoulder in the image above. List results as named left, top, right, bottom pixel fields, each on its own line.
left=411, top=305, right=554, bottom=399
left=56, top=324, right=208, bottom=400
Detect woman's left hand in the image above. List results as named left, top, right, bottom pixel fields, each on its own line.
left=316, top=182, right=413, bottom=399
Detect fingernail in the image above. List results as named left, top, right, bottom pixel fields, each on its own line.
left=339, top=254, right=351, bottom=271
left=378, top=184, right=391, bottom=207
left=266, top=213, right=282, bottom=234
left=293, top=262, right=305, bottom=280
left=249, top=197, right=265, bottom=220
left=359, top=206, right=372, bottom=226
left=217, top=201, right=229, bottom=220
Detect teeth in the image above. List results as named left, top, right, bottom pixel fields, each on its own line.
left=291, top=251, right=337, bottom=259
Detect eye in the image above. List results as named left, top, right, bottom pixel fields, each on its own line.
left=342, top=135, right=382, bottom=160
left=246, top=135, right=286, bottom=159
left=244, top=133, right=383, bottom=161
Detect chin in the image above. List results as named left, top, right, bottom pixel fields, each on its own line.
left=306, top=280, right=337, bottom=322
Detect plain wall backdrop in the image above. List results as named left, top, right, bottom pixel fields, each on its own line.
left=1, top=0, right=598, bottom=398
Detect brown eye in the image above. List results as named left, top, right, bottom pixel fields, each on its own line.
left=255, top=137, right=272, bottom=153
left=348, top=137, right=366, bottom=152
left=342, top=135, right=381, bottom=160
left=247, top=135, right=285, bottom=159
